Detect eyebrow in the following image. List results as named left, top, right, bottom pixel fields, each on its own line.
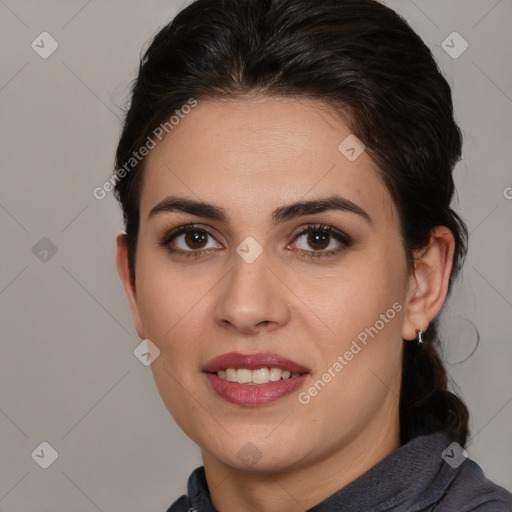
left=148, top=194, right=372, bottom=226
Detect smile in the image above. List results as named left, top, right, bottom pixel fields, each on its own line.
left=203, top=352, right=310, bottom=406
left=216, top=367, right=303, bottom=384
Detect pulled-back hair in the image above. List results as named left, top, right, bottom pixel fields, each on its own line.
left=114, top=0, right=469, bottom=445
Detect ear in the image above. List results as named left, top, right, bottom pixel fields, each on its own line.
left=116, top=232, right=145, bottom=339
left=402, top=226, right=455, bottom=341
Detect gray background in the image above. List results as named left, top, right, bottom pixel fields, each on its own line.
left=0, top=0, right=511, bottom=510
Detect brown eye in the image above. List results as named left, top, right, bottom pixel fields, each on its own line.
left=290, top=223, right=352, bottom=258
left=184, top=230, right=208, bottom=249
left=160, top=224, right=223, bottom=257
left=307, top=230, right=331, bottom=250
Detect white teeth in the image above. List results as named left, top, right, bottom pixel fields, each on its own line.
left=236, top=369, right=252, bottom=384
left=252, top=367, right=270, bottom=384
left=269, top=367, right=282, bottom=381
left=226, top=368, right=237, bottom=382
left=216, top=367, right=302, bottom=384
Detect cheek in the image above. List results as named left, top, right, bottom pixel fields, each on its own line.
left=314, top=246, right=407, bottom=347
left=134, top=246, right=210, bottom=341
left=304, top=242, right=407, bottom=399
left=300, top=282, right=405, bottom=440
left=137, top=267, right=211, bottom=433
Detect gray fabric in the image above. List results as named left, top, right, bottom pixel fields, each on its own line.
left=166, top=431, right=512, bottom=511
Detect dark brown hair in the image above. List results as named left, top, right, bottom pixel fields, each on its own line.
left=114, top=0, right=469, bottom=445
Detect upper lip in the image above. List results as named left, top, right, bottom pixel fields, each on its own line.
left=203, top=352, right=310, bottom=374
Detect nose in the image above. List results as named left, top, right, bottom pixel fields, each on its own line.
left=213, top=247, right=291, bottom=335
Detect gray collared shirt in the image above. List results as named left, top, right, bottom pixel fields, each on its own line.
left=166, top=431, right=512, bottom=511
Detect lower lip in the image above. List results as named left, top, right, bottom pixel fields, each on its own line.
left=205, top=373, right=308, bottom=406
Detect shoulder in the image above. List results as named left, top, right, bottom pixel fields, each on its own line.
left=165, top=494, right=193, bottom=512
left=434, top=458, right=512, bottom=511
left=164, top=466, right=215, bottom=512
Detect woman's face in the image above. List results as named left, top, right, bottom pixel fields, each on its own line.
left=120, top=96, right=415, bottom=473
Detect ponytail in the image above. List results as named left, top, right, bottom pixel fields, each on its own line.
left=400, top=320, right=469, bottom=446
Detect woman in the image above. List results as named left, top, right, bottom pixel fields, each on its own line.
left=113, top=0, right=512, bottom=510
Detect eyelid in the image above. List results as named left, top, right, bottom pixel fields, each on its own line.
left=289, top=223, right=352, bottom=245
left=287, top=223, right=352, bottom=258
left=158, top=223, right=222, bottom=246
left=159, top=222, right=352, bottom=257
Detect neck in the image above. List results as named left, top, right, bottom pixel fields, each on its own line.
left=202, top=402, right=401, bottom=512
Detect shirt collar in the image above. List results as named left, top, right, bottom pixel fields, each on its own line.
left=186, top=431, right=460, bottom=512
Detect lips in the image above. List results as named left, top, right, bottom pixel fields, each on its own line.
left=203, top=352, right=310, bottom=406
left=203, top=352, right=310, bottom=374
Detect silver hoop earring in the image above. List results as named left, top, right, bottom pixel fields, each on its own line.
left=416, top=328, right=424, bottom=345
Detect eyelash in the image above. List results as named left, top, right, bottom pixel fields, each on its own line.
left=158, top=223, right=353, bottom=259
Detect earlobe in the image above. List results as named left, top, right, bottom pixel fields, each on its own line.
left=116, top=232, right=145, bottom=339
left=401, top=226, right=455, bottom=341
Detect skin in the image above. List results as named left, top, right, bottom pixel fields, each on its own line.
left=116, top=96, right=454, bottom=512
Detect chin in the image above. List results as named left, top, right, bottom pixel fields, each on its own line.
left=201, top=431, right=312, bottom=473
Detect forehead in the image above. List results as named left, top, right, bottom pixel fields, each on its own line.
left=140, top=96, right=397, bottom=226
